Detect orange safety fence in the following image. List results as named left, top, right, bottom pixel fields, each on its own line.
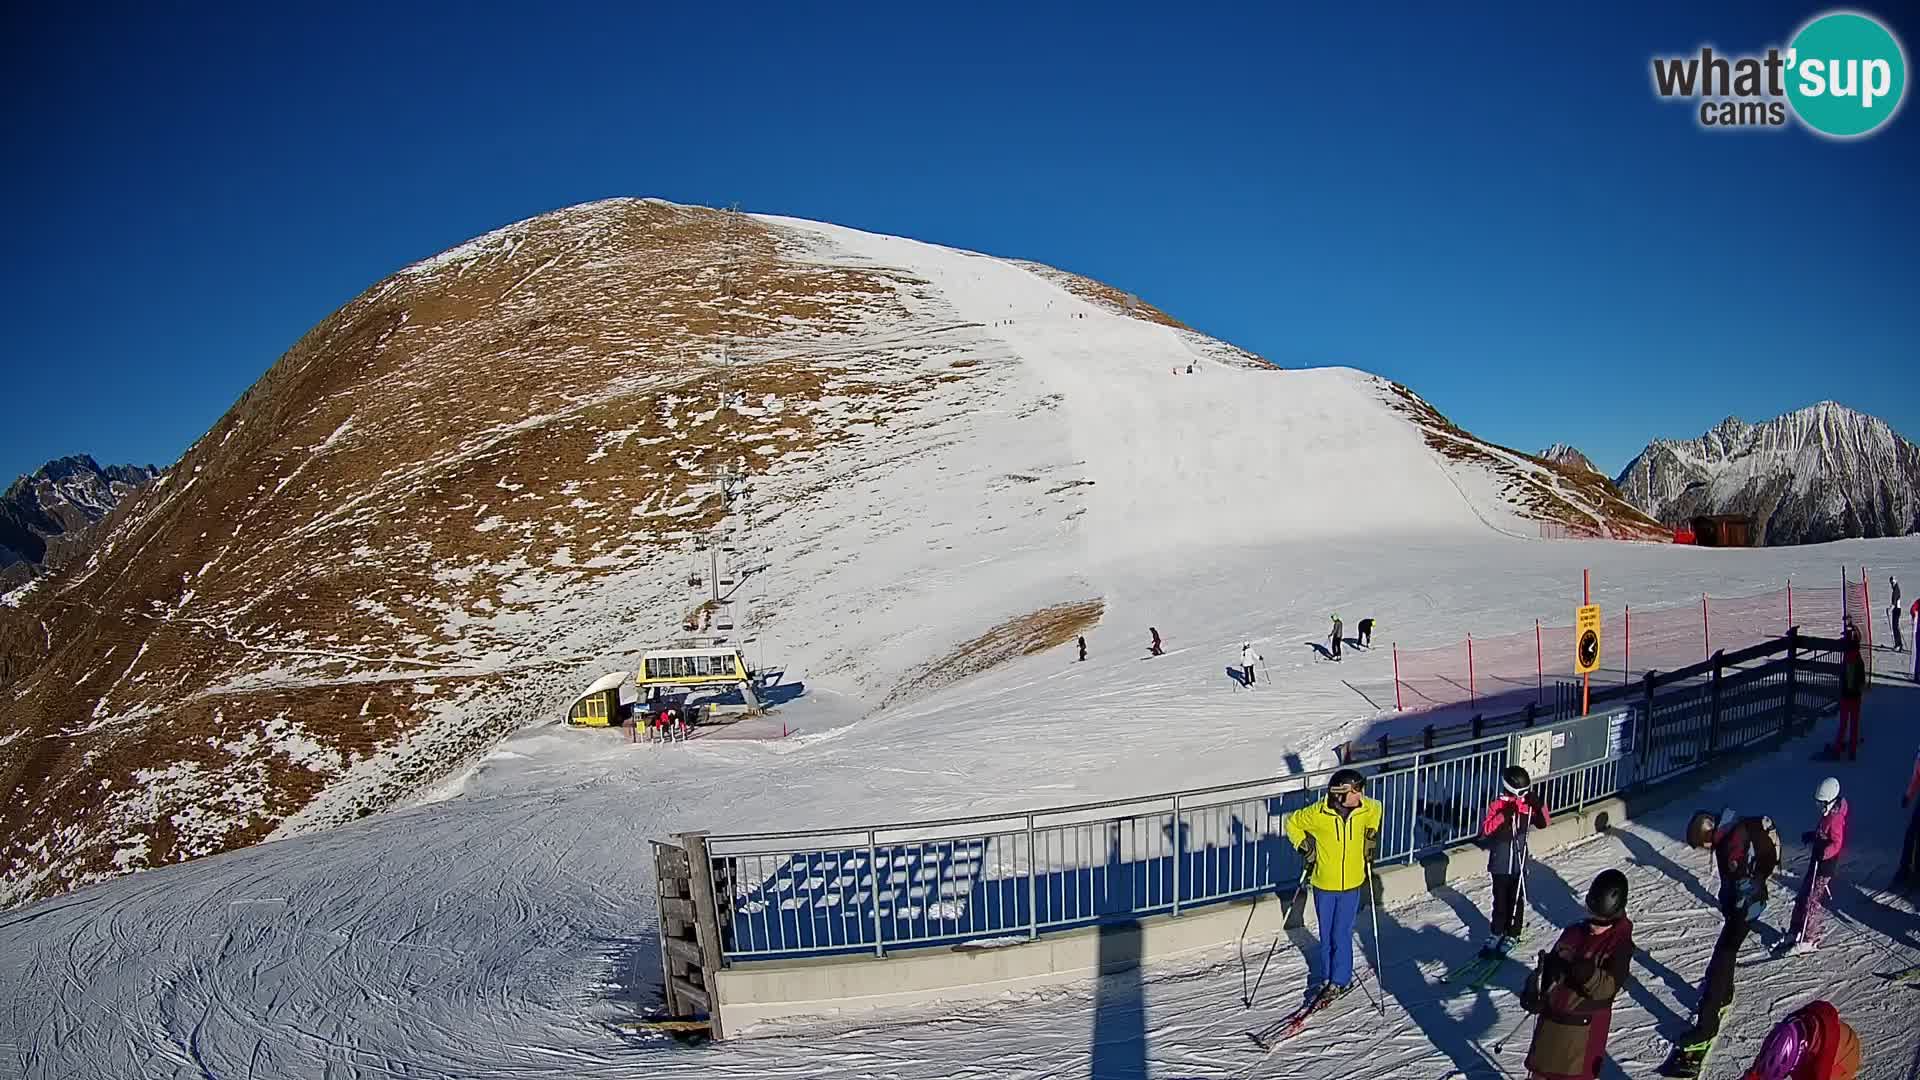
left=1390, top=578, right=1862, bottom=714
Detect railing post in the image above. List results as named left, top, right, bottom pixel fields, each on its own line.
left=1472, top=713, right=1484, bottom=739
left=868, top=830, right=885, bottom=957
left=1524, top=700, right=1536, bottom=727
left=1467, top=634, right=1477, bottom=707
left=1170, top=794, right=1183, bottom=917
left=1405, top=752, right=1421, bottom=865
left=1639, top=670, right=1657, bottom=764
left=1708, top=650, right=1725, bottom=755
left=1422, top=725, right=1435, bottom=749
left=1784, top=626, right=1799, bottom=733
left=1377, top=734, right=1390, bottom=760
left=1025, top=815, right=1038, bottom=941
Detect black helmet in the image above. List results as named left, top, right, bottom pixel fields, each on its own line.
left=1685, top=810, right=1719, bottom=849
left=1327, top=769, right=1365, bottom=806
left=1585, top=869, right=1629, bottom=923
left=1501, top=765, right=1531, bottom=794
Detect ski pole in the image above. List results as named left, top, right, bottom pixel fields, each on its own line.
left=1490, top=1010, right=1531, bottom=1053
left=1368, top=869, right=1384, bottom=1015
left=1245, top=860, right=1312, bottom=1006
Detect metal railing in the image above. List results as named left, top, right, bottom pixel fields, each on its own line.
left=688, top=631, right=1839, bottom=964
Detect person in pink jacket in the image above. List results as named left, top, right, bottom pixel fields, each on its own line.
left=1779, top=777, right=1848, bottom=954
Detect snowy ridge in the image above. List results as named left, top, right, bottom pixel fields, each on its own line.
left=1618, top=401, right=1920, bottom=544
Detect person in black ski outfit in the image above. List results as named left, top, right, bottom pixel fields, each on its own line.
left=1680, top=808, right=1781, bottom=1047
left=1356, top=618, right=1374, bottom=648
left=1479, top=765, right=1550, bottom=955
left=1077, top=636, right=1087, bottom=662
left=1149, top=627, right=1163, bottom=656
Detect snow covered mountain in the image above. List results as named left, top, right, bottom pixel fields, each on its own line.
left=0, top=455, right=159, bottom=586
left=1539, top=443, right=1599, bottom=475
left=1616, top=402, right=1920, bottom=544
left=0, top=199, right=1663, bottom=906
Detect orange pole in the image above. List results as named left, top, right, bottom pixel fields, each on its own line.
left=1702, top=593, right=1710, bottom=659
left=1583, top=570, right=1591, bottom=715
left=1467, top=634, right=1476, bottom=707
left=1535, top=619, right=1543, bottom=703
left=1393, top=644, right=1403, bottom=711
left=1624, top=604, right=1631, bottom=686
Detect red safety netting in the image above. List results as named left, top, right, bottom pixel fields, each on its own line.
left=1390, top=579, right=1857, bottom=716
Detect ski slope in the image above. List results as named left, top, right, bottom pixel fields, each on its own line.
left=3, top=533, right=1918, bottom=1079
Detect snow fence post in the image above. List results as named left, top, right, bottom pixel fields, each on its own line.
left=1624, top=605, right=1632, bottom=687
left=1639, top=670, right=1658, bottom=766
left=1170, top=794, right=1183, bottom=916
left=1702, top=594, right=1711, bottom=662
left=1535, top=620, right=1543, bottom=704
left=868, top=830, right=885, bottom=957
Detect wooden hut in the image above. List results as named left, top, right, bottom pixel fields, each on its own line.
left=1689, top=514, right=1755, bottom=547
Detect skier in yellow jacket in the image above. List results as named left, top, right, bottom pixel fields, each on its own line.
left=1285, top=768, right=1385, bottom=1006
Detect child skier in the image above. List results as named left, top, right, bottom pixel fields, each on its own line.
left=1240, top=643, right=1263, bottom=686
left=1778, top=777, right=1848, bottom=955
left=1739, top=1000, right=1860, bottom=1080
left=1329, top=614, right=1344, bottom=660
left=1669, top=808, right=1781, bottom=1075
left=1356, top=617, right=1374, bottom=648
left=1148, top=627, right=1163, bottom=656
left=1479, top=765, right=1551, bottom=956
left=1283, top=768, right=1383, bottom=1009
left=1521, top=868, right=1633, bottom=1080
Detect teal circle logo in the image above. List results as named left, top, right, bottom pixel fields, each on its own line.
left=1787, top=11, right=1907, bottom=137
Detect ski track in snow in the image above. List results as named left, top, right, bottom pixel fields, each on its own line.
left=5, top=216, right=1920, bottom=1078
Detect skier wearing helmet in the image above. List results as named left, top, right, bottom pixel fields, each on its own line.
left=1521, top=868, right=1634, bottom=1080
left=1778, top=778, right=1848, bottom=955
left=1672, top=808, right=1781, bottom=1069
left=1478, top=765, right=1551, bottom=956
left=1283, top=768, right=1383, bottom=1008
left=1740, top=1000, right=1860, bottom=1080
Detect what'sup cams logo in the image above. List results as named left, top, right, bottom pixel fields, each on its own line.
left=1652, top=10, right=1907, bottom=137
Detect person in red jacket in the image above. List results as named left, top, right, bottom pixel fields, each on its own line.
left=1897, top=743, right=1920, bottom=886
left=1479, top=765, right=1551, bottom=955
left=1740, top=999, right=1860, bottom=1079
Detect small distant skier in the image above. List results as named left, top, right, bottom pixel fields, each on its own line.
left=1890, top=575, right=1904, bottom=651
left=1329, top=614, right=1344, bottom=661
left=1283, top=769, right=1383, bottom=1010
left=1520, top=869, right=1633, bottom=1080
left=1241, top=643, right=1263, bottom=686
left=1479, top=765, right=1551, bottom=956
left=1356, top=617, right=1374, bottom=649
left=1895, top=743, right=1920, bottom=887
left=1077, top=636, right=1088, bottom=662
left=1832, top=629, right=1866, bottom=761
left=1186, top=362, right=1194, bottom=374
left=1149, top=627, right=1163, bottom=656
left=1738, top=1000, right=1860, bottom=1080
left=1777, top=777, right=1847, bottom=955
left=1671, top=807, right=1781, bottom=1071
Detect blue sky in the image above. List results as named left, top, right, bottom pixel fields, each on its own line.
left=2, top=2, right=1914, bottom=485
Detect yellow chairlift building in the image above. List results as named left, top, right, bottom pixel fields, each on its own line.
left=637, top=646, right=760, bottom=713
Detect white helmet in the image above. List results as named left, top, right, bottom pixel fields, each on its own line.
left=1814, top=776, right=1841, bottom=806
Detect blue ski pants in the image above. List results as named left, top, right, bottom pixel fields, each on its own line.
left=1314, top=885, right=1364, bottom=988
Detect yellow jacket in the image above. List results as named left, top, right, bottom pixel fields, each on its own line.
left=1284, top=796, right=1385, bottom=893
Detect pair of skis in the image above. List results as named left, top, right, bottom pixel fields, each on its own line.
left=1442, top=943, right=1521, bottom=989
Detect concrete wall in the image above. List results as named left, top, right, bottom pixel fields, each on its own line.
left=715, top=796, right=1630, bottom=1036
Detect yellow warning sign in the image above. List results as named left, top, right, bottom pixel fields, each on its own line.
left=1575, top=604, right=1603, bottom=675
